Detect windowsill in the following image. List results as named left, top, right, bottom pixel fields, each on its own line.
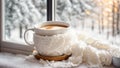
left=0, top=52, right=114, bottom=68
left=0, top=52, right=44, bottom=68
left=1, top=41, right=33, bottom=55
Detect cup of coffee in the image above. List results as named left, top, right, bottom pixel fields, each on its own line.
left=24, top=21, right=70, bottom=46
left=34, top=21, right=69, bottom=36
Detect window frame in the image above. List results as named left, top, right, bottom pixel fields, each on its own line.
left=0, top=0, right=54, bottom=55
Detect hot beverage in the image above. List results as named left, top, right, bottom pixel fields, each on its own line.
left=24, top=21, right=70, bottom=46
left=40, top=25, right=68, bottom=30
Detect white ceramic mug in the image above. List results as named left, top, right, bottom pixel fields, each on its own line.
left=24, top=21, right=70, bottom=53
left=32, top=32, right=73, bottom=56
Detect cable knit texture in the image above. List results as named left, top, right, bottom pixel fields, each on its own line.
left=32, top=29, right=118, bottom=67
left=33, top=29, right=77, bottom=56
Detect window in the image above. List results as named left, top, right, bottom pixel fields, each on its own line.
left=4, top=0, right=47, bottom=43
left=0, top=0, right=48, bottom=54
left=55, top=0, right=120, bottom=46
left=56, top=0, right=98, bottom=28
left=0, top=0, right=120, bottom=54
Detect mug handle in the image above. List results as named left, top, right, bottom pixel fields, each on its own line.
left=24, top=28, right=34, bottom=46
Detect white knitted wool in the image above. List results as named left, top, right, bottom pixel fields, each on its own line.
left=68, top=41, right=86, bottom=65
left=97, top=50, right=112, bottom=66
left=33, top=29, right=78, bottom=56
left=33, top=29, right=114, bottom=67
left=83, top=46, right=101, bottom=67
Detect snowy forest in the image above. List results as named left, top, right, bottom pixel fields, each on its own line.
left=5, top=0, right=47, bottom=43
left=4, top=0, right=120, bottom=45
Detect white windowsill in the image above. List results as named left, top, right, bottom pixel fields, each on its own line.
left=0, top=52, right=114, bottom=68
left=1, top=41, right=33, bottom=55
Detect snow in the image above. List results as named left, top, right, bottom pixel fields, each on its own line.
left=4, top=0, right=46, bottom=43
left=0, top=52, right=114, bottom=68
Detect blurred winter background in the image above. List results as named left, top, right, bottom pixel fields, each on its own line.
left=4, top=0, right=120, bottom=46
left=4, top=0, right=47, bottom=43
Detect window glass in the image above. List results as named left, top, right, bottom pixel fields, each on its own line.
left=56, top=0, right=99, bottom=29
left=4, top=0, right=47, bottom=43
left=56, top=0, right=120, bottom=46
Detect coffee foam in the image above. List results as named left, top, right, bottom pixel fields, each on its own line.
left=40, top=25, right=67, bottom=30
